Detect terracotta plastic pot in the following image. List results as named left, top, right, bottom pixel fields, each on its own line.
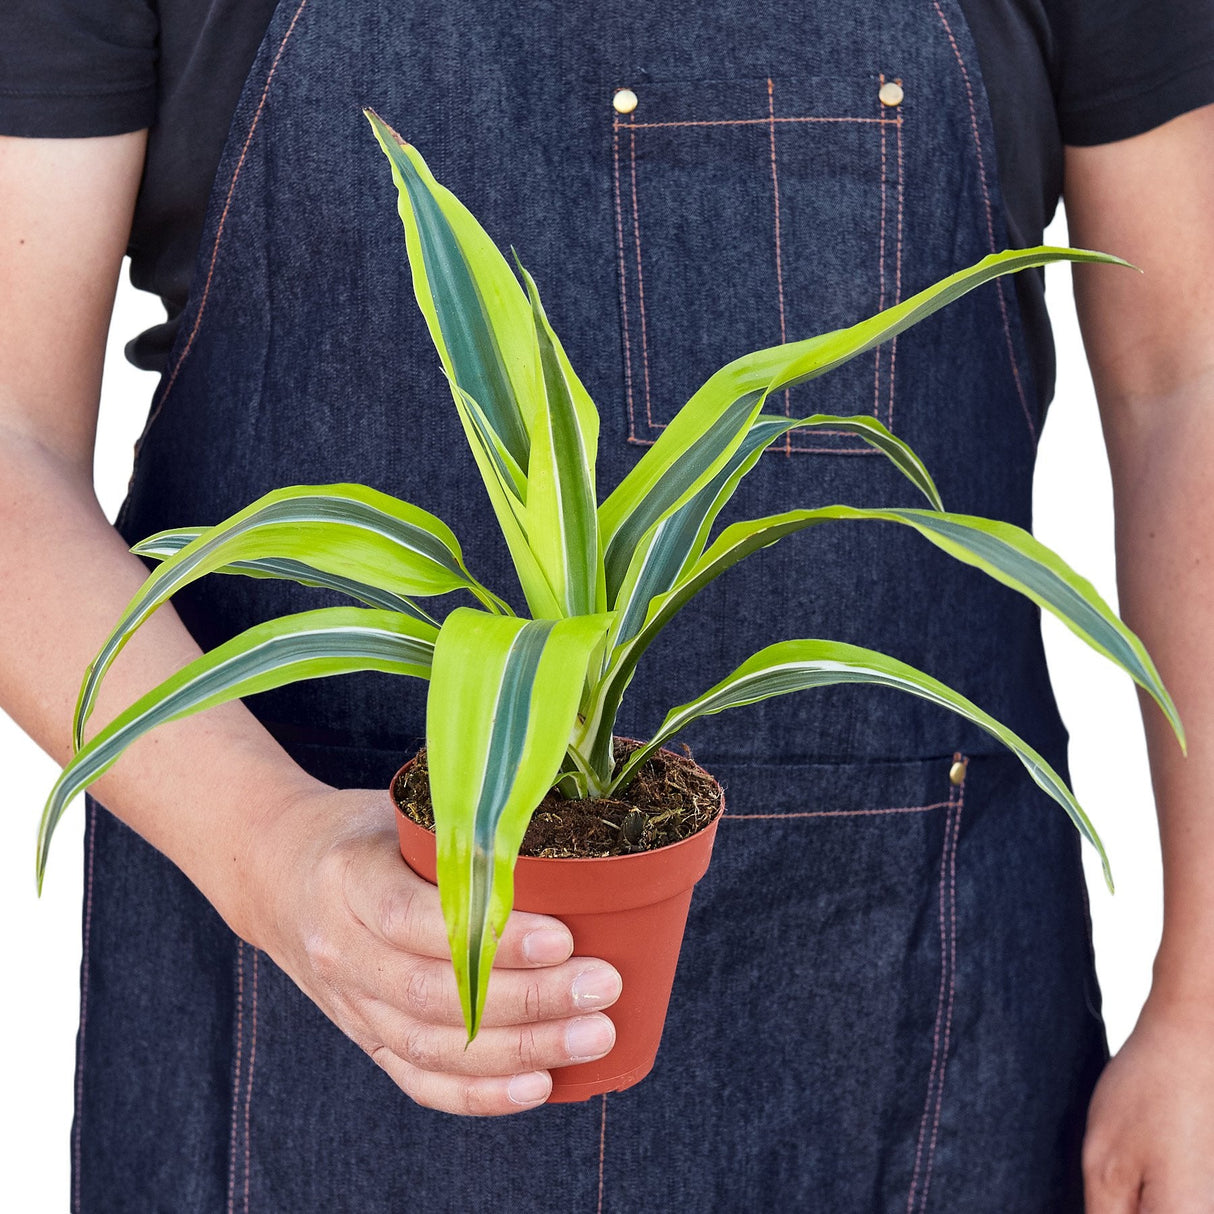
left=391, top=751, right=723, bottom=1103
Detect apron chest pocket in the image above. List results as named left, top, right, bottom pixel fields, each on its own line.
left=610, top=73, right=906, bottom=454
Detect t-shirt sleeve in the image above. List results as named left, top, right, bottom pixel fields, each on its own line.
left=0, top=0, right=158, bottom=137
left=1054, top=0, right=1214, bottom=145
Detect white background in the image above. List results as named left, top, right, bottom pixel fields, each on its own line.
left=0, top=209, right=1162, bottom=1209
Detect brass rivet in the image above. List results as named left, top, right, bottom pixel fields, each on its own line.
left=949, top=759, right=967, bottom=786
left=613, top=87, right=639, bottom=115
left=879, top=80, right=904, bottom=108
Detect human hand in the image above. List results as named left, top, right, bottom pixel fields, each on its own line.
left=232, top=784, right=622, bottom=1116
left=1082, top=994, right=1214, bottom=1211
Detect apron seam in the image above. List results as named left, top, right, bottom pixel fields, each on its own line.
left=929, top=0, right=1037, bottom=446
left=243, top=951, right=260, bottom=1213
left=596, top=1092, right=609, bottom=1214
left=227, top=943, right=261, bottom=1213
left=906, top=753, right=967, bottom=1212
left=71, top=801, right=99, bottom=1214
left=227, top=941, right=247, bottom=1213
left=143, top=0, right=310, bottom=453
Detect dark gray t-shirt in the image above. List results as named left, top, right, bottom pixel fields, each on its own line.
left=3, top=0, right=1213, bottom=408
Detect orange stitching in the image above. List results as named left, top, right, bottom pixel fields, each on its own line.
left=612, top=119, right=637, bottom=440
left=766, top=79, right=792, bottom=444
left=789, top=445, right=883, bottom=455
left=621, top=89, right=891, bottom=452
left=907, top=756, right=966, bottom=1211
left=71, top=804, right=98, bottom=1213
left=921, top=768, right=965, bottom=1208
left=873, top=76, right=889, bottom=424
left=596, top=1093, right=608, bottom=1213
left=931, top=1, right=1036, bottom=444
left=618, top=116, right=896, bottom=130
left=725, top=799, right=951, bottom=821
left=628, top=129, right=655, bottom=429
left=242, top=951, right=259, bottom=1212
left=226, top=941, right=245, bottom=1214
left=147, top=0, right=309, bottom=439
left=888, top=104, right=905, bottom=428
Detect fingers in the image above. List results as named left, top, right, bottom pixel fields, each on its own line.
left=345, top=843, right=576, bottom=968
left=369, top=1005, right=617, bottom=1079
left=376, top=949, right=622, bottom=1029
left=371, top=1048, right=554, bottom=1117
left=274, top=789, right=624, bottom=1118
left=364, top=1008, right=617, bottom=1116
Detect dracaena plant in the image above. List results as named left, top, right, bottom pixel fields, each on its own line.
left=40, top=110, right=1184, bottom=1041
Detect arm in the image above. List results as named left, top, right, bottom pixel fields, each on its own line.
left=1063, top=103, right=1214, bottom=1211
left=0, top=133, right=618, bottom=1115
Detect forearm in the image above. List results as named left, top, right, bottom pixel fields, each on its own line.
left=1103, top=367, right=1214, bottom=1008
left=0, top=430, right=323, bottom=936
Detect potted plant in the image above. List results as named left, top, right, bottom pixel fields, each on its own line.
left=39, top=111, right=1183, bottom=1103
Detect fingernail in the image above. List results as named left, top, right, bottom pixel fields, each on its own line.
left=565, top=1014, right=616, bottom=1063
left=507, top=1071, right=551, bottom=1106
left=522, top=928, right=573, bottom=964
left=571, top=966, right=622, bottom=1010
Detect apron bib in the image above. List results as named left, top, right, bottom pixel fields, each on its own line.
left=76, top=2, right=1105, bottom=1208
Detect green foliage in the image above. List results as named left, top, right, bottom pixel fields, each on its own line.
left=41, top=111, right=1181, bottom=1041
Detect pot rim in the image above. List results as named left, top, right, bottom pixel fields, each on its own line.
left=390, top=741, right=725, bottom=866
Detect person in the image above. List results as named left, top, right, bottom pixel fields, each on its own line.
left=2, top=0, right=1212, bottom=1209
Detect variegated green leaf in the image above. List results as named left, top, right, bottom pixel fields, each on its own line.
left=608, top=413, right=939, bottom=646
left=448, top=382, right=563, bottom=618
left=610, top=638, right=1112, bottom=889
left=133, top=529, right=438, bottom=625
left=518, top=262, right=602, bottom=616
left=577, top=500, right=1183, bottom=779
left=367, top=109, right=538, bottom=470
left=696, top=505, right=1183, bottom=742
left=764, top=248, right=1132, bottom=394
left=599, top=247, right=1128, bottom=600
left=427, top=608, right=614, bottom=1037
left=41, top=608, right=437, bottom=889
left=601, top=389, right=767, bottom=601
left=75, top=484, right=497, bottom=750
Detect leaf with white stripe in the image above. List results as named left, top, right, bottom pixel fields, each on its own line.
left=610, top=638, right=1113, bottom=888
left=40, top=608, right=438, bottom=888
left=600, top=247, right=1128, bottom=599
left=448, top=382, right=562, bottom=619
left=427, top=608, right=614, bottom=1037
left=518, top=262, right=602, bottom=616
left=609, top=413, right=939, bottom=645
left=693, top=505, right=1183, bottom=741
left=577, top=500, right=1184, bottom=780
left=133, top=529, right=438, bottom=625
left=368, top=109, right=539, bottom=470
left=75, top=484, right=498, bottom=749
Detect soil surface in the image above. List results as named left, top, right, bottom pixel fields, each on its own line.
left=392, top=738, right=722, bottom=858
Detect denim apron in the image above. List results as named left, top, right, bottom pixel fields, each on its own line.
left=76, top=1, right=1108, bottom=1209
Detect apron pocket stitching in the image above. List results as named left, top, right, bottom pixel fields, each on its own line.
left=722, top=797, right=950, bottom=821
left=611, top=76, right=902, bottom=454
